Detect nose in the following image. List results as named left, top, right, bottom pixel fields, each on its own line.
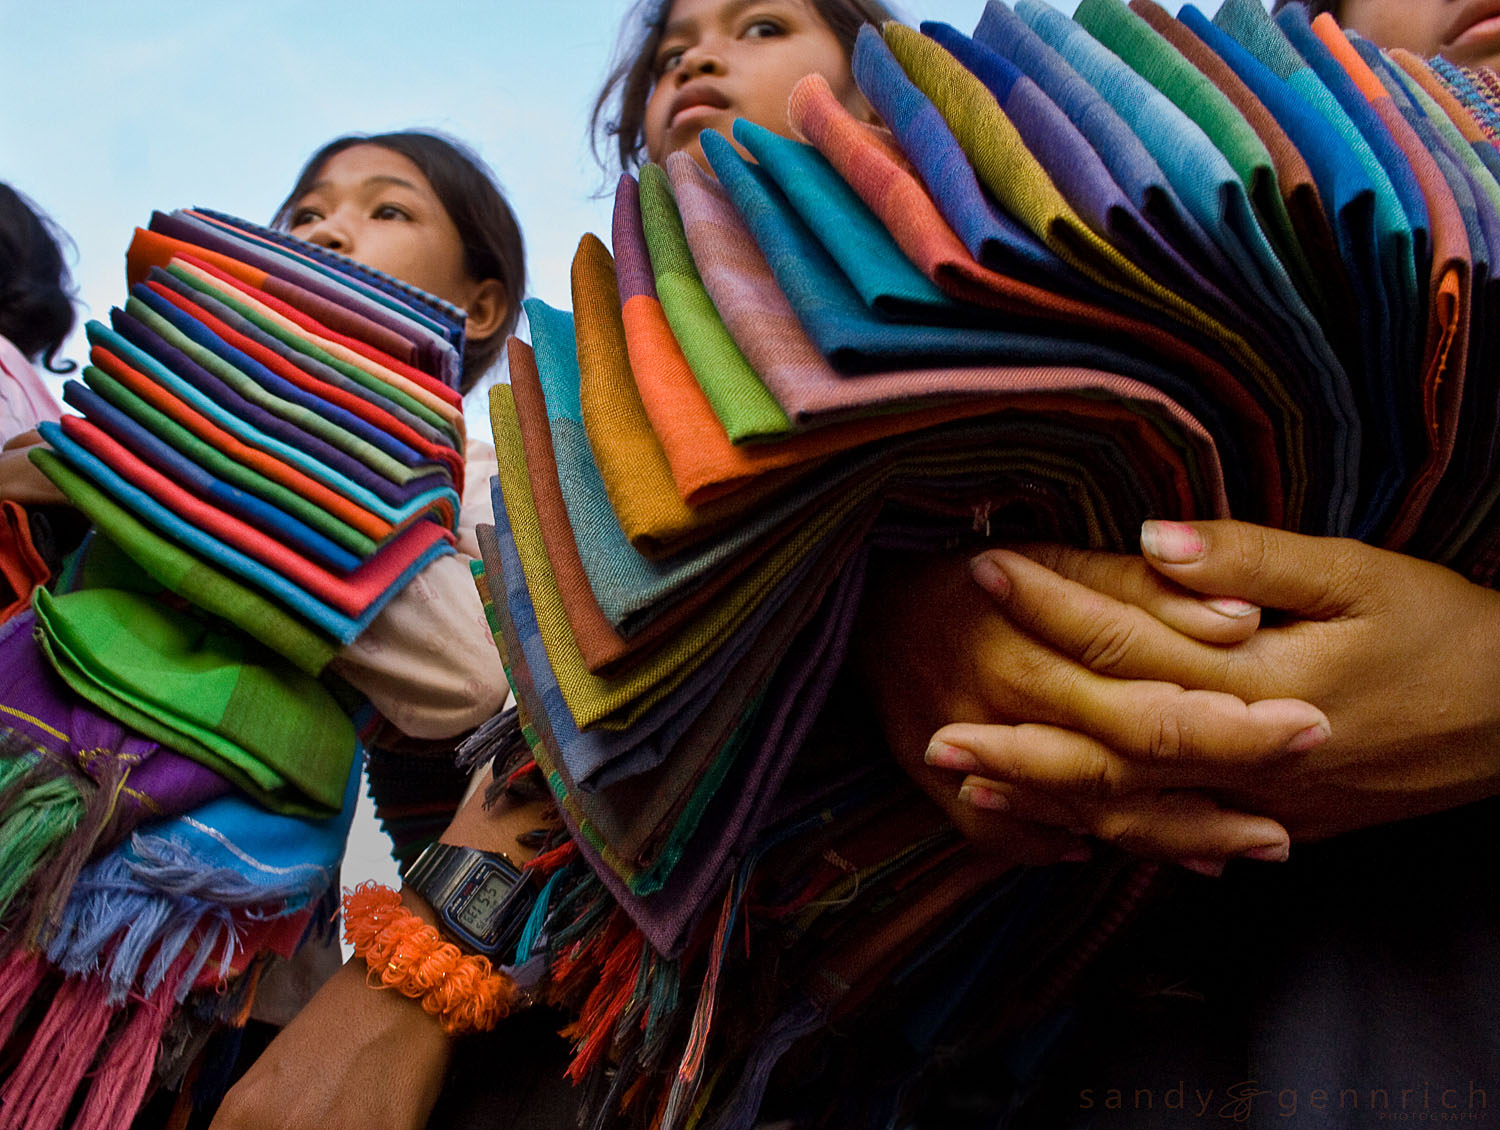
left=673, top=39, right=724, bottom=82
left=302, top=215, right=351, bottom=254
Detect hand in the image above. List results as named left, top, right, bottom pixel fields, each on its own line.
left=209, top=957, right=453, bottom=1130
left=947, top=521, right=1500, bottom=843
left=856, top=546, right=1317, bottom=864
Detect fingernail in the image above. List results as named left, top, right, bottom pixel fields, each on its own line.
left=1059, top=846, right=1092, bottom=863
left=1285, top=720, right=1331, bottom=754
left=1241, top=841, right=1290, bottom=863
left=925, top=741, right=979, bottom=773
left=958, top=784, right=1009, bottom=811
left=969, top=553, right=1011, bottom=599
left=1140, top=520, right=1204, bottom=563
left=1205, top=596, right=1258, bottom=619
left=1179, top=858, right=1225, bottom=878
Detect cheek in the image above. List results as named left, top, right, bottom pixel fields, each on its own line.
left=643, top=85, right=672, bottom=162
left=1341, top=0, right=1443, bottom=54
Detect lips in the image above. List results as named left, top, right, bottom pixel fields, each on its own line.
left=668, top=85, right=731, bottom=128
left=1445, top=0, right=1500, bottom=52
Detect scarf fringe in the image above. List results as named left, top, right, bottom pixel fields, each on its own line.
left=0, top=753, right=85, bottom=924
left=455, top=704, right=522, bottom=776
left=18, top=755, right=130, bottom=948
left=0, top=948, right=47, bottom=1046
left=702, top=999, right=823, bottom=1130
left=0, top=952, right=190, bottom=1130
left=126, top=831, right=327, bottom=906
left=561, top=920, right=646, bottom=1084
left=659, top=883, right=737, bottom=1130
left=72, top=960, right=186, bottom=1130
left=0, top=972, right=113, bottom=1130
left=45, top=853, right=237, bottom=1006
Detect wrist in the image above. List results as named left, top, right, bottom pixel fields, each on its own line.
left=343, top=883, right=517, bottom=1035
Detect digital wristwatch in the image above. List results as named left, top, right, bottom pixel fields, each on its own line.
left=401, top=842, right=535, bottom=961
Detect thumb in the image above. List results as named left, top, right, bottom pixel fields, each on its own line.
left=1139, top=519, right=1365, bottom=619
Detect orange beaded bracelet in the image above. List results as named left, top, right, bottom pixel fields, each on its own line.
left=342, top=881, right=517, bottom=1034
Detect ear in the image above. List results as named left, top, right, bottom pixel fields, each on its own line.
left=462, top=277, right=509, bottom=344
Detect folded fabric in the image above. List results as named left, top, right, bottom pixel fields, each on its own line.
left=1128, top=0, right=1351, bottom=320
left=119, top=293, right=458, bottom=513
left=670, top=143, right=1243, bottom=513
left=787, top=71, right=1284, bottom=521
left=150, top=265, right=463, bottom=480
left=84, top=332, right=390, bottom=547
left=54, top=415, right=449, bottom=616
left=167, top=253, right=466, bottom=440
left=131, top=212, right=462, bottom=393
left=63, top=378, right=365, bottom=574
left=37, top=422, right=452, bottom=643
left=29, top=583, right=353, bottom=815
left=143, top=271, right=448, bottom=478
left=99, top=313, right=457, bottom=532
left=28, top=448, right=337, bottom=674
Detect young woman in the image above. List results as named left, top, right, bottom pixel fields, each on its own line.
left=204, top=131, right=552, bottom=1130
left=211, top=6, right=937, bottom=1129
left=271, top=132, right=526, bottom=744
left=0, top=184, right=70, bottom=490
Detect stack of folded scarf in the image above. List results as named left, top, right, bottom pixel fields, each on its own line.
left=0, top=210, right=470, bottom=1129
left=471, top=2, right=1500, bottom=1127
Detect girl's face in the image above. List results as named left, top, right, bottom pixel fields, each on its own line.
left=287, top=144, right=485, bottom=313
left=643, top=0, right=869, bottom=169
left=1340, top=0, right=1500, bottom=70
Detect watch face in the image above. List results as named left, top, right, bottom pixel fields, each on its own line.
left=453, top=865, right=517, bottom=938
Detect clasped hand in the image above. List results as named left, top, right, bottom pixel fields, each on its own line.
left=865, top=520, right=1500, bottom=868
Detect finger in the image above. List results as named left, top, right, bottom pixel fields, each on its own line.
left=960, top=781, right=1290, bottom=863
left=929, top=724, right=1154, bottom=797
left=966, top=553, right=1332, bottom=754
left=931, top=694, right=1327, bottom=793
left=1138, top=519, right=1371, bottom=619
left=1000, top=544, right=1262, bottom=645
left=975, top=548, right=1234, bottom=683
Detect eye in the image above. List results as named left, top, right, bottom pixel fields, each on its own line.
left=372, top=203, right=412, bottom=221
left=655, top=43, right=686, bottom=75
left=288, top=206, right=322, bottom=228
left=743, top=17, right=785, bottom=40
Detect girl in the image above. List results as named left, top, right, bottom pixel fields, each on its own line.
left=212, top=6, right=939, bottom=1129
left=591, top=0, right=893, bottom=172
left=283, top=131, right=524, bottom=742
left=202, top=131, right=555, bottom=1130
left=0, top=184, right=70, bottom=492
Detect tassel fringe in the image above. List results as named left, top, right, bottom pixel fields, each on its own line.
left=0, top=756, right=85, bottom=924
left=0, top=973, right=113, bottom=1130
left=72, top=960, right=186, bottom=1130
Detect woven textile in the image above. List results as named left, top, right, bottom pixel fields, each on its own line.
left=464, top=10, right=1500, bottom=1130
left=2, top=205, right=472, bottom=1130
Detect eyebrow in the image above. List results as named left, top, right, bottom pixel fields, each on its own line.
left=661, top=0, right=789, bottom=41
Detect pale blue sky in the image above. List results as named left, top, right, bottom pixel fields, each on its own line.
left=2, top=0, right=1235, bottom=428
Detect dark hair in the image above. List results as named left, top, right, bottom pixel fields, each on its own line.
left=0, top=184, right=78, bottom=374
left=1271, top=0, right=1338, bottom=16
left=591, top=0, right=896, bottom=173
left=274, top=131, right=526, bottom=394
